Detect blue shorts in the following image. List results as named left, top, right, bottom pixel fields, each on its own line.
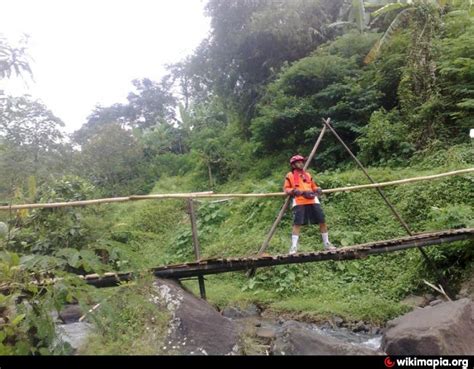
left=292, top=204, right=325, bottom=225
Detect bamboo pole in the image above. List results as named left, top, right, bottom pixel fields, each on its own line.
left=187, top=198, right=206, bottom=299
left=322, top=168, right=474, bottom=193
left=322, top=118, right=454, bottom=298
left=322, top=118, right=413, bottom=234
left=257, top=123, right=328, bottom=254
left=0, top=191, right=214, bottom=211
left=247, top=121, right=329, bottom=277
left=0, top=169, right=472, bottom=211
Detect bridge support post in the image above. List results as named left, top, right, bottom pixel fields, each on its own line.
left=188, top=198, right=206, bottom=299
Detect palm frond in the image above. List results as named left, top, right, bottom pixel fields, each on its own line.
left=326, top=21, right=357, bottom=29
left=371, top=3, right=408, bottom=19
left=364, top=7, right=415, bottom=64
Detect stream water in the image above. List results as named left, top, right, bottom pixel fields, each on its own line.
left=306, top=323, right=382, bottom=350
left=55, top=317, right=382, bottom=353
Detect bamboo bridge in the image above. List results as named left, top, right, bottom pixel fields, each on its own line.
left=2, top=119, right=473, bottom=298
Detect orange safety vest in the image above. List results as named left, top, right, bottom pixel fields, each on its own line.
left=283, top=170, right=320, bottom=207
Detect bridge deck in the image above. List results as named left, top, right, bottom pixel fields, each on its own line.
left=81, top=228, right=474, bottom=287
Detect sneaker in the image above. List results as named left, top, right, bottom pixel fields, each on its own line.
left=324, top=242, right=336, bottom=251
left=288, top=246, right=298, bottom=255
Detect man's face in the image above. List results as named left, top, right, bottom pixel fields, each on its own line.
left=294, top=160, right=304, bottom=169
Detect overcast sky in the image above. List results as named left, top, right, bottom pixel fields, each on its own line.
left=0, top=0, right=210, bottom=132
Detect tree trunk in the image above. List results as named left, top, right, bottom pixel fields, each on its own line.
left=207, top=161, right=214, bottom=188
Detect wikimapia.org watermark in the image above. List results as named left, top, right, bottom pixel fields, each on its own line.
left=384, top=356, right=471, bottom=369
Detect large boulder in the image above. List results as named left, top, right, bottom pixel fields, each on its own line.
left=152, top=278, right=239, bottom=355
left=272, top=321, right=382, bottom=355
left=382, top=298, right=474, bottom=355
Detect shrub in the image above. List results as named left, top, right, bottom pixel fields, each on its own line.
left=357, top=109, right=414, bottom=165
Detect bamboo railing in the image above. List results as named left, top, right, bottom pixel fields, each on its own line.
left=0, top=168, right=472, bottom=211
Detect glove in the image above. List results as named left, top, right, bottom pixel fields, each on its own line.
left=302, top=191, right=316, bottom=199
left=291, top=189, right=303, bottom=197
left=315, top=188, right=323, bottom=197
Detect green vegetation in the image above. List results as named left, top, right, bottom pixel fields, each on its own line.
left=79, top=277, right=170, bottom=355
left=1, top=0, right=473, bottom=354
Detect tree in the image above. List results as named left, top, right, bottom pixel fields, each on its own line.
left=251, top=31, right=381, bottom=165
left=364, top=0, right=456, bottom=64
left=187, top=98, right=228, bottom=186
left=0, top=95, right=67, bottom=196
left=0, top=34, right=32, bottom=80
left=328, top=0, right=370, bottom=33
left=72, top=103, right=131, bottom=145
left=73, top=77, right=178, bottom=146
left=436, top=11, right=474, bottom=135
left=177, top=0, right=344, bottom=135
left=352, top=0, right=474, bottom=149
left=77, top=124, right=153, bottom=196
left=126, top=78, right=177, bottom=130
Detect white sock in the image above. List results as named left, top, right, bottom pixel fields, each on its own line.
left=321, top=232, right=329, bottom=245
left=291, top=235, right=299, bottom=249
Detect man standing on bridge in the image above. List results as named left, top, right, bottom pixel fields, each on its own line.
left=284, top=155, right=336, bottom=254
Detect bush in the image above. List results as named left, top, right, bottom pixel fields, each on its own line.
left=0, top=251, right=88, bottom=355
left=357, top=108, right=414, bottom=165
left=7, top=176, right=96, bottom=255
left=81, top=278, right=170, bottom=355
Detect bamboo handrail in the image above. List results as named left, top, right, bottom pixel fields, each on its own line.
left=322, top=167, right=474, bottom=193
left=0, top=168, right=472, bottom=211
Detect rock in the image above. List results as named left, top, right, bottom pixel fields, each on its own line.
left=320, top=321, right=332, bottom=330
left=333, top=316, right=344, bottom=327
left=153, top=278, right=239, bottom=355
left=353, top=320, right=368, bottom=333
left=424, top=293, right=436, bottom=302
left=256, top=326, right=277, bottom=339
left=221, top=306, right=245, bottom=319
left=458, top=288, right=469, bottom=299
left=56, top=322, right=93, bottom=352
left=429, top=299, right=443, bottom=307
left=242, top=303, right=261, bottom=317
left=457, top=274, right=474, bottom=299
left=272, top=321, right=382, bottom=355
left=401, top=295, right=427, bottom=308
left=370, top=327, right=381, bottom=335
left=222, top=304, right=261, bottom=319
left=382, top=298, right=474, bottom=355
left=59, top=304, right=83, bottom=323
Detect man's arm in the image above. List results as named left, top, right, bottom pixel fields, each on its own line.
left=284, top=176, right=294, bottom=195
left=284, top=175, right=301, bottom=196
left=309, top=174, right=322, bottom=198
